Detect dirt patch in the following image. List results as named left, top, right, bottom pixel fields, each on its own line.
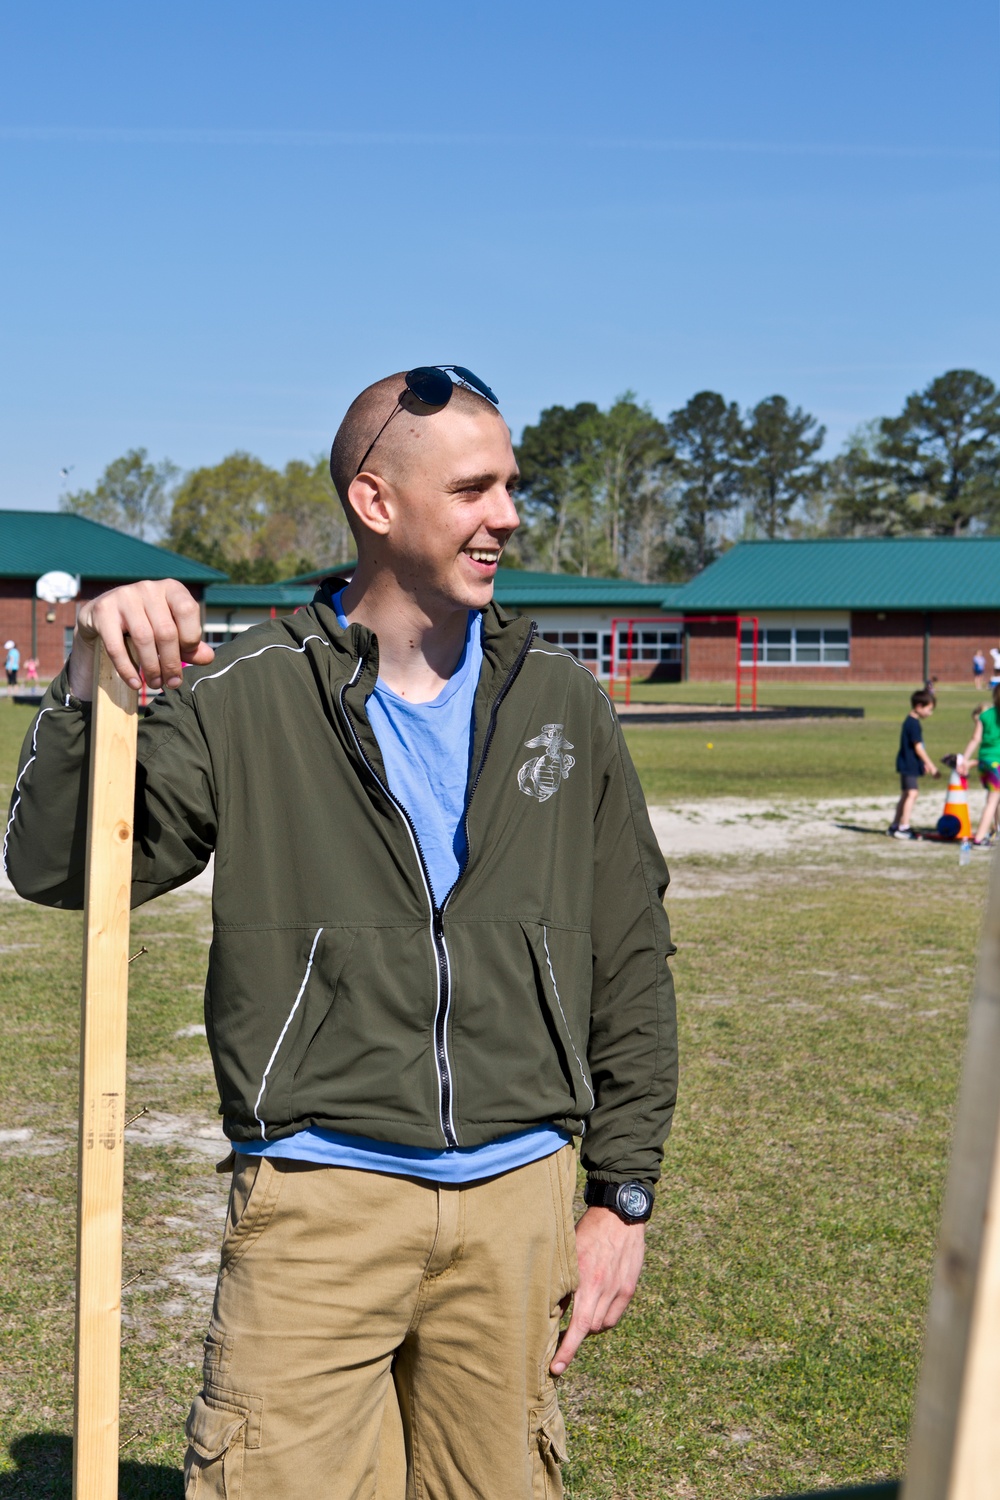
left=0, top=1126, right=68, bottom=1157
left=649, top=795, right=903, bottom=860
left=125, top=1109, right=229, bottom=1161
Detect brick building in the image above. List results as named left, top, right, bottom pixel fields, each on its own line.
left=673, top=537, right=1000, bottom=684
left=1, top=510, right=224, bottom=679
left=19, top=517, right=989, bottom=690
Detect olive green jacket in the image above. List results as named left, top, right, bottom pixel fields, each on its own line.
left=5, top=594, right=677, bottom=1187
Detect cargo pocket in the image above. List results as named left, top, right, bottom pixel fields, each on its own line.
left=530, top=1390, right=568, bottom=1500
left=184, top=1394, right=249, bottom=1499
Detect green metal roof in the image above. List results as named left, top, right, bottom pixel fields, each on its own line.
left=0, top=509, right=226, bottom=583
left=493, top=568, right=685, bottom=610
left=672, top=537, right=1000, bottom=612
left=204, top=582, right=315, bottom=609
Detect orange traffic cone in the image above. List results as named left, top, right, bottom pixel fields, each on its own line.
left=939, top=767, right=972, bottom=840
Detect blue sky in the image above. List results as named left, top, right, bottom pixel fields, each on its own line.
left=1, top=0, right=997, bottom=511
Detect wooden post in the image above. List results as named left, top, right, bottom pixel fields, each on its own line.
left=74, top=643, right=138, bottom=1500
left=902, top=851, right=1000, bottom=1499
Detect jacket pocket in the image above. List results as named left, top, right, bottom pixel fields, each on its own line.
left=184, top=1394, right=250, bottom=1498
left=209, top=926, right=358, bottom=1134
left=521, top=923, right=595, bottom=1116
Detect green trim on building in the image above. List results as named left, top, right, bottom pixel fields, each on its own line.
left=0, top=510, right=226, bottom=583
left=672, top=537, right=1000, bottom=612
left=278, top=564, right=354, bottom=586
left=274, top=564, right=683, bottom=612
left=494, top=569, right=686, bottom=610
left=204, top=582, right=316, bottom=610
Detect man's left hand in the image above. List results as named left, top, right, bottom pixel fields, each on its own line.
left=550, top=1206, right=646, bottom=1375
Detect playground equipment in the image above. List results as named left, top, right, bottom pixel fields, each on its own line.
left=608, top=613, right=759, bottom=710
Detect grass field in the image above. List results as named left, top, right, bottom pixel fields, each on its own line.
left=0, top=687, right=991, bottom=1497
left=617, top=682, right=986, bottom=803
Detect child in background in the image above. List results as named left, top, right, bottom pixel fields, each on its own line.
left=958, top=684, right=1000, bottom=848
left=24, top=657, right=38, bottom=684
left=888, top=688, right=940, bottom=840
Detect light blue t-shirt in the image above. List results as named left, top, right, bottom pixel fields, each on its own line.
left=236, top=594, right=571, bottom=1182
left=362, top=600, right=482, bottom=906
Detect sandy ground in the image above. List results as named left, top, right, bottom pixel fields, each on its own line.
left=647, top=795, right=905, bottom=859
left=2, top=794, right=977, bottom=903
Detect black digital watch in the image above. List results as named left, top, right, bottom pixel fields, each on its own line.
left=583, top=1179, right=654, bottom=1224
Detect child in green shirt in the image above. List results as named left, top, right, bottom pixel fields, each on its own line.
left=959, top=683, right=1000, bottom=847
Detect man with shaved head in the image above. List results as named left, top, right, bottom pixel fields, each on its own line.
left=8, top=366, right=677, bottom=1499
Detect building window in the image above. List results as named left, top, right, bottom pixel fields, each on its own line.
left=541, top=626, right=681, bottom=676
left=741, top=625, right=850, bottom=666
left=541, top=630, right=599, bottom=663
left=64, top=626, right=75, bottom=660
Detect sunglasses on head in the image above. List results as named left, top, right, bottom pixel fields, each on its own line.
left=354, top=366, right=499, bottom=478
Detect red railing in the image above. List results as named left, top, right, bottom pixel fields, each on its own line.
left=608, top=614, right=758, bottom=710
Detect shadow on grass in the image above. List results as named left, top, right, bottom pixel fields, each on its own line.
left=834, top=821, right=951, bottom=841
left=1, top=1433, right=181, bottom=1498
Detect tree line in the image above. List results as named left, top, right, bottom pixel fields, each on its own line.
left=61, top=368, right=1000, bottom=584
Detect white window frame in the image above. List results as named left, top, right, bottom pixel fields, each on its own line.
left=539, top=625, right=683, bottom=677
left=741, top=624, right=850, bottom=667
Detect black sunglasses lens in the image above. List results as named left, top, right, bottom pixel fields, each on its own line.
left=451, top=366, right=499, bottom=405
left=406, top=367, right=454, bottom=406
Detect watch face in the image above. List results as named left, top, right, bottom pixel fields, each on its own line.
left=616, top=1183, right=651, bottom=1220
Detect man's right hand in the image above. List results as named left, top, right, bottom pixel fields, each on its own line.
left=68, top=579, right=215, bottom=701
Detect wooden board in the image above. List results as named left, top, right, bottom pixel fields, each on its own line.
left=902, top=851, right=1000, bottom=1500
left=73, top=643, right=138, bottom=1500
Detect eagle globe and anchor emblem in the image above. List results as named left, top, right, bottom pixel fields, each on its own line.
left=517, top=724, right=575, bottom=803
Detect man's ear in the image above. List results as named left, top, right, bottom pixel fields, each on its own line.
left=346, top=473, right=393, bottom=539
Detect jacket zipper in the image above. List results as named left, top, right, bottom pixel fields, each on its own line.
left=336, top=660, right=459, bottom=1146
left=337, top=624, right=535, bottom=1149
left=440, top=622, right=536, bottom=912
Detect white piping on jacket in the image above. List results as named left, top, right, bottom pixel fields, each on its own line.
left=253, top=926, right=324, bottom=1138
left=542, top=926, right=595, bottom=1110
left=190, top=635, right=331, bottom=693
left=528, top=647, right=616, bottom=725
left=2, top=706, right=56, bottom=876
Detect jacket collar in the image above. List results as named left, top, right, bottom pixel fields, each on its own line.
left=306, top=577, right=533, bottom=684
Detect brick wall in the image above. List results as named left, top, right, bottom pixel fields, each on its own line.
left=0, top=583, right=79, bottom=681
left=919, top=610, right=1000, bottom=684
left=1, top=580, right=205, bottom=681
left=686, top=619, right=741, bottom=680
left=686, top=611, right=1000, bottom=685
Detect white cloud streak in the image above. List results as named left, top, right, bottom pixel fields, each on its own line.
left=0, top=125, right=996, bottom=160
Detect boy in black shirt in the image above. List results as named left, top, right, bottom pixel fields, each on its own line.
left=889, top=688, right=940, bottom=839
